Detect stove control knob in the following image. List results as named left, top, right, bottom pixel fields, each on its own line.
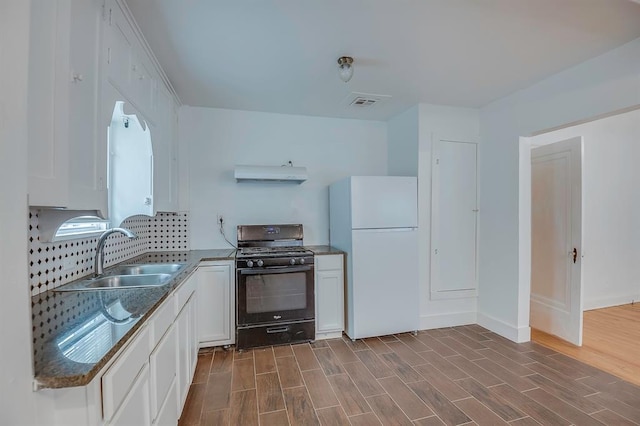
left=246, top=260, right=254, bottom=268
left=290, top=258, right=296, bottom=265
left=257, top=259, right=264, bottom=267
left=299, top=258, right=305, bottom=265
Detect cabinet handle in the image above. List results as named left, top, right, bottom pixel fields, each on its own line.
left=266, top=326, right=290, bottom=334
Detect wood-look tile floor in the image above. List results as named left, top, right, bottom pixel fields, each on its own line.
left=179, top=325, right=640, bottom=426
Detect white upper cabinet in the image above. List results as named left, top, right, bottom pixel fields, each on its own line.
left=28, top=0, right=108, bottom=216
left=152, top=86, right=179, bottom=212
left=104, top=0, right=178, bottom=214
left=103, top=0, right=133, bottom=97
left=28, top=0, right=179, bottom=219
left=104, top=0, right=158, bottom=124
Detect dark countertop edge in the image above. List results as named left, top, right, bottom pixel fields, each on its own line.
left=305, top=245, right=346, bottom=255
left=33, top=296, right=165, bottom=389
left=33, top=250, right=235, bottom=389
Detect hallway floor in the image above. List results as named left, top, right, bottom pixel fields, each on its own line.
left=179, top=325, right=640, bottom=425
left=532, top=302, right=640, bottom=387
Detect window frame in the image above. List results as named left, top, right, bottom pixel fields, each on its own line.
left=54, top=216, right=110, bottom=241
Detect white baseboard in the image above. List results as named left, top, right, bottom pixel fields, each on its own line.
left=477, top=312, right=530, bottom=343
left=583, top=294, right=640, bottom=311
left=419, top=311, right=477, bottom=330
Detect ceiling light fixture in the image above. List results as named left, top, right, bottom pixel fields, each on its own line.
left=337, top=56, right=354, bottom=83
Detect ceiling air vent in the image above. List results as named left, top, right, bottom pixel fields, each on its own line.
left=343, top=92, right=391, bottom=109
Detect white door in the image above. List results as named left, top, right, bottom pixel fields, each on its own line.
left=531, top=136, right=583, bottom=346
left=430, top=138, right=478, bottom=299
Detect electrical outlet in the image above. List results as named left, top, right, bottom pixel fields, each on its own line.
left=217, top=214, right=224, bottom=225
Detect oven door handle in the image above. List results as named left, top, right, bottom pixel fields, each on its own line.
left=239, top=265, right=312, bottom=275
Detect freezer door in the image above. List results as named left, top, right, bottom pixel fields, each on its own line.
left=351, top=176, right=418, bottom=229
left=348, top=228, right=419, bottom=339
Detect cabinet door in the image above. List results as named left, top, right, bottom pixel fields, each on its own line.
left=131, top=50, right=157, bottom=119
left=102, top=326, right=150, bottom=422
left=175, top=296, right=191, bottom=412
left=316, top=270, right=344, bottom=333
left=103, top=0, right=134, bottom=98
left=28, top=0, right=69, bottom=207
left=153, top=377, right=178, bottom=426
left=197, top=262, right=235, bottom=346
left=152, top=87, right=179, bottom=212
left=107, top=364, right=151, bottom=426
left=189, top=295, right=199, bottom=378
left=28, top=0, right=107, bottom=214
left=150, top=324, right=176, bottom=422
left=67, top=0, right=107, bottom=213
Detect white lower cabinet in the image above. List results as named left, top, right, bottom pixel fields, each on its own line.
left=107, top=364, right=151, bottom=426
left=150, top=324, right=177, bottom=423
left=315, top=254, right=345, bottom=340
left=102, top=326, right=151, bottom=422
left=176, top=299, right=191, bottom=411
left=153, top=377, right=178, bottom=426
left=102, top=275, right=199, bottom=426
left=174, top=270, right=198, bottom=415
left=197, top=261, right=235, bottom=347
left=39, top=265, right=206, bottom=426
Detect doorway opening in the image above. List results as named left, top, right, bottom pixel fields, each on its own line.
left=522, top=108, right=640, bottom=383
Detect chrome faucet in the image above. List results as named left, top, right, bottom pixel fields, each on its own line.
left=94, top=228, right=138, bottom=277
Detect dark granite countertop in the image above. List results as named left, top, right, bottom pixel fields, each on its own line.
left=305, top=245, right=345, bottom=255
left=32, top=249, right=235, bottom=389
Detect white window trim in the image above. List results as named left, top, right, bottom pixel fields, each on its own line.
left=54, top=216, right=110, bottom=241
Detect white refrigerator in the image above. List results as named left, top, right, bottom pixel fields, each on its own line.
left=329, top=176, right=419, bottom=339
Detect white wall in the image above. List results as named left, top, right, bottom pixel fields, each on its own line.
left=180, top=107, right=387, bottom=248
left=388, top=103, right=480, bottom=328
left=387, top=106, right=419, bottom=176
left=0, top=1, right=38, bottom=423
left=530, top=109, right=640, bottom=310
left=479, top=37, right=640, bottom=342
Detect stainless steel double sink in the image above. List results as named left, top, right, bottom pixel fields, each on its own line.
left=55, top=263, right=185, bottom=292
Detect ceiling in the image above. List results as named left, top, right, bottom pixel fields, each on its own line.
left=126, top=0, right=640, bottom=121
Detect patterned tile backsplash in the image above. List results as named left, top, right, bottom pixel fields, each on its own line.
left=28, top=209, right=190, bottom=296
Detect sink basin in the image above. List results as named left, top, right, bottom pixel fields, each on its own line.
left=55, top=273, right=173, bottom=292
left=54, top=262, right=186, bottom=292
left=107, top=263, right=185, bottom=276
left=85, top=274, right=172, bottom=289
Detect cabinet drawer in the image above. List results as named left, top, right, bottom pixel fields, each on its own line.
left=150, top=295, right=174, bottom=349
left=316, top=254, right=343, bottom=271
left=102, top=326, right=150, bottom=422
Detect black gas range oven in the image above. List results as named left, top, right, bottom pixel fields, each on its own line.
left=235, top=224, right=315, bottom=349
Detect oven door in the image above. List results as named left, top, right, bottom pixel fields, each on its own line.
left=237, top=265, right=315, bottom=326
